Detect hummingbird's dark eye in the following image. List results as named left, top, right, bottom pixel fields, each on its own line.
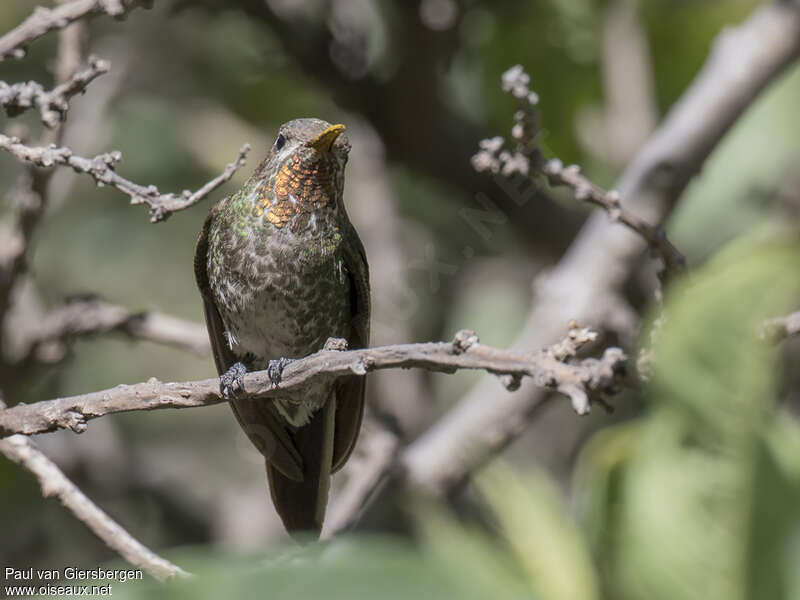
left=275, top=133, right=286, bottom=150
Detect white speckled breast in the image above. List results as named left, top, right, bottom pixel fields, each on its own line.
left=207, top=204, right=351, bottom=426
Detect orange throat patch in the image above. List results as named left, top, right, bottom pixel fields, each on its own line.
left=253, top=155, right=335, bottom=230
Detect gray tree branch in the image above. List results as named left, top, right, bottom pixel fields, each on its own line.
left=0, top=328, right=626, bottom=438
left=0, top=135, right=250, bottom=222
left=0, top=0, right=150, bottom=60
left=18, top=296, right=210, bottom=364
left=0, top=432, right=190, bottom=580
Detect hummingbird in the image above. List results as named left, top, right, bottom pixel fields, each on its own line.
left=194, top=118, right=370, bottom=538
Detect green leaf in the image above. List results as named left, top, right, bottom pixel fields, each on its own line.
left=476, top=464, right=601, bottom=600
left=596, top=236, right=800, bottom=600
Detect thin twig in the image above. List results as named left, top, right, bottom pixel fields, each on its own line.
left=541, top=158, right=686, bottom=275
left=0, top=328, right=627, bottom=437
left=0, top=0, right=150, bottom=60
left=0, top=135, right=251, bottom=222
left=472, top=64, right=687, bottom=278
left=0, top=56, right=109, bottom=127
left=0, top=433, right=190, bottom=580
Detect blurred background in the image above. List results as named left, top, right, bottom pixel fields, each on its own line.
left=1, top=0, right=800, bottom=598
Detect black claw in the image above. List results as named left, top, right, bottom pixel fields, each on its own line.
left=220, top=362, right=247, bottom=399
left=267, top=357, right=293, bottom=388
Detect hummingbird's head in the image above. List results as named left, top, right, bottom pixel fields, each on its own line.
left=271, top=118, right=351, bottom=168
left=251, top=118, right=351, bottom=231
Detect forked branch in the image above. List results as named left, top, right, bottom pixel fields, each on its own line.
left=0, top=134, right=250, bottom=222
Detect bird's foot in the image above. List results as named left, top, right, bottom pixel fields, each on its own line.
left=220, top=362, right=247, bottom=399
left=267, top=357, right=293, bottom=388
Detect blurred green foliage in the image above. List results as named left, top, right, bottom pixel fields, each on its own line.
left=577, top=235, right=800, bottom=600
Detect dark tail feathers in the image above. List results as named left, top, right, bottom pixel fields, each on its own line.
left=266, top=399, right=335, bottom=539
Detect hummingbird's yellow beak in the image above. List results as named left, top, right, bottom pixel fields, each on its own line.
left=308, top=124, right=346, bottom=152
